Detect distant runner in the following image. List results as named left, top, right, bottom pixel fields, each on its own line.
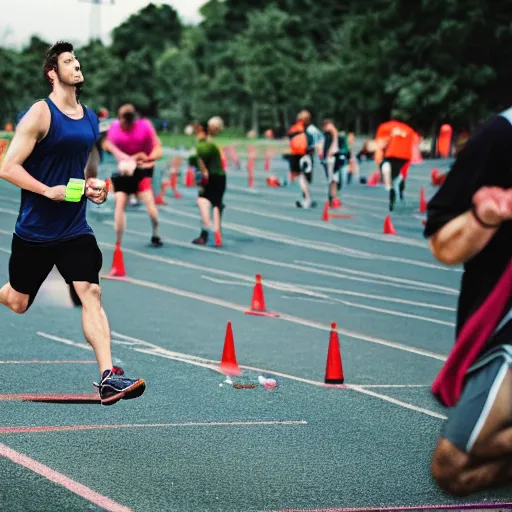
left=191, top=117, right=226, bottom=247
left=375, top=120, right=415, bottom=211
left=103, top=104, right=163, bottom=248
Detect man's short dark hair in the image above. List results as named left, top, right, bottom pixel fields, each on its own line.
left=43, top=41, right=74, bottom=84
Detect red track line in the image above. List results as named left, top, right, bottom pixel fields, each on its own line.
left=271, top=503, right=512, bottom=511
left=0, top=443, right=132, bottom=512
left=0, top=420, right=307, bottom=435
left=0, top=360, right=96, bottom=364
left=0, top=394, right=99, bottom=402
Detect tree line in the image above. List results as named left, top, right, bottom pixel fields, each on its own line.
left=1, top=0, right=512, bottom=137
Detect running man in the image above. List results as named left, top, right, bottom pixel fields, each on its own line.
left=288, top=110, right=322, bottom=209
left=0, top=42, right=145, bottom=405
left=103, top=104, right=163, bottom=248
left=375, top=120, right=415, bottom=211
left=424, top=108, right=512, bottom=496
left=191, top=117, right=226, bottom=247
left=321, top=119, right=344, bottom=207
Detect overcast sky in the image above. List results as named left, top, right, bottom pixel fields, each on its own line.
left=0, top=0, right=207, bottom=49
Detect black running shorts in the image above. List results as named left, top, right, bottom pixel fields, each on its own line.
left=380, top=157, right=408, bottom=181
left=9, top=234, right=103, bottom=301
left=111, top=167, right=154, bottom=195
left=198, top=174, right=226, bottom=208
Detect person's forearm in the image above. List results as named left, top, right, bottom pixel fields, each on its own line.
left=148, top=144, right=162, bottom=161
left=103, top=140, right=130, bottom=162
left=429, top=210, right=499, bottom=265
left=85, top=146, right=100, bottom=180
left=0, top=163, right=48, bottom=195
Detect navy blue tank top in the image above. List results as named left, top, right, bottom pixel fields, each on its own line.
left=15, top=98, right=99, bottom=243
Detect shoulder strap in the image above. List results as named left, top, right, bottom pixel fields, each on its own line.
left=499, top=107, right=512, bottom=126
left=82, top=104, right=99, bottom=139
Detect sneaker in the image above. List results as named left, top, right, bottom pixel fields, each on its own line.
left=151, top=236, right=163, bottom=247
left=94, top=366, right=146, bottom=406
left=192, top=230, right=209, bottom=245
left=214, top=231, right=222, bottom=247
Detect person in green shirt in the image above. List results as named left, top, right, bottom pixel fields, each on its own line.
left=191, top=118, right=226, bottom=247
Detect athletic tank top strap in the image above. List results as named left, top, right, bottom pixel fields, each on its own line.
left=499, top=107, right=512, bottom=126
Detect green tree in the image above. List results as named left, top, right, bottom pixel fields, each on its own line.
left=111, top=3, right=182, bottom=59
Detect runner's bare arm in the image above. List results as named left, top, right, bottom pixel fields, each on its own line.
left=0, top=102, right=51, bottom=196
left=429, top=187, right=512, bottom=265
left=429, top=212, right=499, bottom=265
left=102, top=139, right=131, bottom=162
left=85, top=145, right=100, bottom=180
left=147, top=123, right=163, bottom=161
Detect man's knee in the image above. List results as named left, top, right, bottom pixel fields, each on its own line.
left=431, top=439, right=472, bottom=496
left=2, top=285, right=30, bottom=314
left=11, top=297, right=29, bottom=314
left=73, top=282, right=102, bottom=304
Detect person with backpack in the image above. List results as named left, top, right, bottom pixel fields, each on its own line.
left=288, top=110, right=322, bottom=209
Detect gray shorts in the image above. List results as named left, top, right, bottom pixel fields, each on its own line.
left=442, top=344, right=512, bottom=453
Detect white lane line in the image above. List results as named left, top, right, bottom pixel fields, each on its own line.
left=37, top=332, right=92, bottom=351
left=156, top=206, right=459, bottom=272
left=295, top=260, right=459, bottom=294
left=98, top=241, right=454, bottom=327
left=104, top=221, right=457, bottom=294
left=98, top=271, right=448, bottom=361
left=201, top=276, right=253, bottom=287
left=38, top=330, right=445, bottom=420
left=281, top=295, right=337, bottom=305
left=302, top=285, right=456, bottom=312
left=226, top=204, right=428, bottom=248
left=346, top=386, right=447, bottom=420
left=332, top=299, right=455, bottom=327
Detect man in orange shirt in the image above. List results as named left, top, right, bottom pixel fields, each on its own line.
left=376, top=120, right=415, bottom=211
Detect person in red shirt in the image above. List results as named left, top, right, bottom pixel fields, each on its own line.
left=375, top=120, right=415, bottom=211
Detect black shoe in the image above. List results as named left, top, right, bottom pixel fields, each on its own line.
left=151, top=236, right=163, bottom=247
left=94, top=367, right=146, bottom=406
left=192, top=230, right=209, bottom=245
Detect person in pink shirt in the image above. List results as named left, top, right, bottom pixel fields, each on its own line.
left=103, top=104, right=163, bottom=247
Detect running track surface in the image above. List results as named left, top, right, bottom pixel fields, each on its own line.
left=0, top=148, right=510, bottom=512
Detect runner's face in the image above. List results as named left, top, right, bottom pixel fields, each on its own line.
left=56, top=52, right=84, bottom=87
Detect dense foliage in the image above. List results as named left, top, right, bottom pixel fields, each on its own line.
left=2, top=0, right=512, bottom=136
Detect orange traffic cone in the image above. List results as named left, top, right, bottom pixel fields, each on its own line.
left=383, top=215, right=396, bottom=235
left=103, top=243, right=127, bottom=280
left=331, top=197, right=342, bottom=209
left=419, top=186, right=427, bottom=213
left=367, top=170, right=380, bottom=186
left=245, top=274, right=279, bottom=318
left=325, top=322, right=344, bottom=384
left=170, top=172, right=182, bottom=199
left=431, top=168, right=439, bottom=186
left=322, top=201, right=330, bottom=222
left=155, top=181, right=167, bottom=205
left=266, top=175, right=280, bottom=187
left=264, top=149, right=270, bottom=172
left=219, top=322, right=241, bottom=376
left=185, top=167, right=195, bottom=187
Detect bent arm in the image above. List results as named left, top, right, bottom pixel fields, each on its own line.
left=102, top=139, right=130, bottom=162
left=0, top=102, right=50, bottom=196
left=147, top=123, right=163, bottom=161
left=85, top=145, right=100, bottom=180
left=428, top=210, right=499, bottom=265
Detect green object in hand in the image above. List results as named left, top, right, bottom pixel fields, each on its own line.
left=65, top=179, right=85, bottom=202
